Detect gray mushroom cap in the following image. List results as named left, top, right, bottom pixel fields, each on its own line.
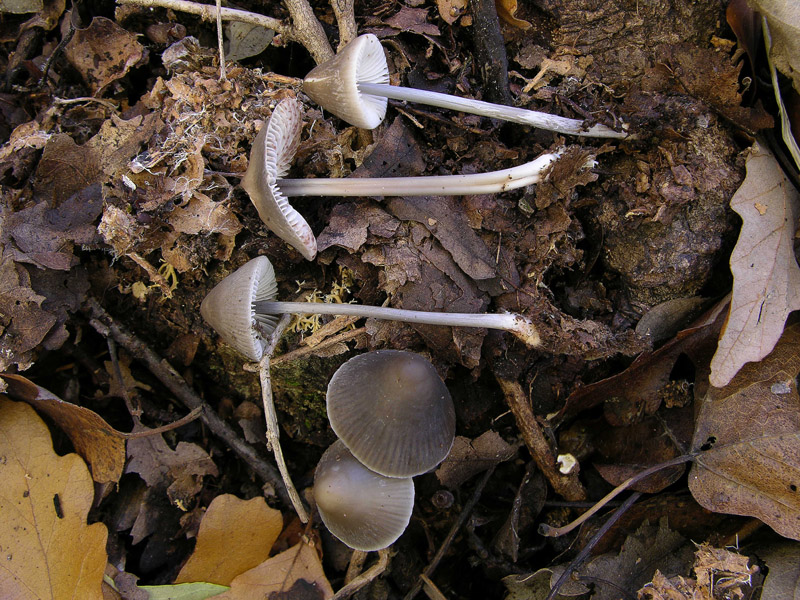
left=326, top=350, right=456, bottom=478
left=240, top=97, right=317, bottom=260
left=199, top=256, right=279, bottom=361
left=302, top=33, right=389, bottom=130
left=314, top=439, right=414, bottom=551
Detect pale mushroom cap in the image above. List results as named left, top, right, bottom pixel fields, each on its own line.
left=314, top=440, right=414, bottom=551
left=240, top=98, right=317, bottom=260
left=327, top=350, right=456, bottom=478
left=303, top=34, right=389, bottom=130
left=200, top=256, right=279, bottom=361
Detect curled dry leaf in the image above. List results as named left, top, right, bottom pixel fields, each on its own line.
left=690, top=322, right=800, bottom=540
left=709, top=142, right=800, bottom=388
left=749, top=0, right=800, bottom=93
left=176, top=494, right=283, bottom=586
left=0, top=398, right=108, bottom=599
left=759, top=542, right=800, bottom=598
left=1, top=373, right=127, bottom=484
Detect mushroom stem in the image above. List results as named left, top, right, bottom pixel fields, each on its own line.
left=358, top=82, right=626, bottom=139
left=252, top=301, right=540, bottom=347
left=277, top=151, right=561, bottom=197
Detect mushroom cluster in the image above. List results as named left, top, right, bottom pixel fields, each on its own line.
left=314, top=350, right=455, bottom=550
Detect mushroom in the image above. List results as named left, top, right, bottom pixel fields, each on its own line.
left=200, top=256, right=541, bottom=351
left=326, top=350, right=455, bottom=478
left=314, top=439, right=414, bottom=551
left=303, top=34, right=628, bottom=138
left=242, top=97, right=567, bottom=259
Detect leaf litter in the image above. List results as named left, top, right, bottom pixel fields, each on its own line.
left=1, top=0, right=799, bottom=597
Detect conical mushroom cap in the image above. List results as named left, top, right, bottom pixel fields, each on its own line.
left=314, top=440, right=414, bottom=551
left=303, top=34, right=389, bottom=130
left=241, top=98, right=317, bottom=260
left=200, top=256, right=279, bottom=361
left=327, top=350, right=456, bottom=478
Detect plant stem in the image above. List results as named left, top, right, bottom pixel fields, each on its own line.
left=358, top=82, right=628, bottom=138
left=277, top=152, right=560, bottom=197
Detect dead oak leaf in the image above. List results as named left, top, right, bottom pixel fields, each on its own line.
left=1, top=373, right=126, bottom=485
left=176, top=494, right=283, bottom=586
left=0, top=398, right=108, bottom=599
left=690, top=322, right=800, bottom=540
left=214, top=542, right=333, bottom=600
left=709, top=142, right=800, bottom=388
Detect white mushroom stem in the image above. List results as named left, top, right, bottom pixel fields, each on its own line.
left=277, top=151, right=561, bottom=197
left=357, top=82, right=628, bottom=139
left=253, top=301, right=540, bottom=347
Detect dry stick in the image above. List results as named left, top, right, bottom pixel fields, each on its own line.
left=545, top=492, right=642, bottom=600
left=123, top=406, right=204, bottom=439
left=403, top=466, right=496, bottom=600
left=256, top=314, right=310, bottom=523
left=271, top=326, right=366, bottom=366
left=214, top=0, right=226, bottom=81
left=496, top=376, right=587, bottom=502
left=85, top=298, right=292, bottom=511
left=332, top=548, right=390, bottom=600
left=330, top=0, right=357, bottom=50
left=344, top=550, right=368, bottom=585
left=116, top=0, right=334, bottom=64
left=538, top=453, right=696, bottom=538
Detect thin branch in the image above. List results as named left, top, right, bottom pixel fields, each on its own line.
left=403, top=466, right=496, bottom=600
left=85, top=298, right=293, bottom=511
left=256, top=314, right=310, bottom=522
left=117, top=0, right=286, bottom=34
left=215, top=0, right=227, bottom=81
left=332, top=548, right=390, bottom=600
left=330, top=0, right=357, bottom=49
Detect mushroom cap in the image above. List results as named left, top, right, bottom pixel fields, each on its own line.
left=200, top=256, right=279, bottom=361
left=314, top=440, right=414, bottom=551
left=326, top=350, right=456, bottom=478
left=240, top=97, right=317, bottom=260
left=303, top=34, right=390, bottom=130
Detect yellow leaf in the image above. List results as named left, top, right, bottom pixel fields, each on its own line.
left=176, top=495, right=283, bottom=586
left=0, top=398, right=108, bottom=599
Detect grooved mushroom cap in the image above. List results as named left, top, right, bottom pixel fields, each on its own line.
left=240, top=98, right=317, bottom=260
left=326, top=350, right=456, bottom=478
left=314, top=440, right=414, bottom=551
left=199, top=256, right=279, bottom=361
left=303, top=34, right=390, bottom=130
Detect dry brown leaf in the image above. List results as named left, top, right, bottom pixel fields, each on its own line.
left=690, top=322, right=800, bottom=539
left=759, top=542, right=800, bottom=598
left=0, top=398, right=108, bottom=599
left=749, top=0, right=800, bottom=93
left=214, top=542, right=333, bottom=600
left=436, top=0, right=467, bottom=25
left=64, top=16, right=146, bottom=94
left=126, top=430, right=219, bottom=510
left=436, top=431, right=516, bottom=489
left=1, top=373, right=127, bottom=484
left=709, top=142, right=800, bottom=388
left=176, top=494, right=283, bottom=586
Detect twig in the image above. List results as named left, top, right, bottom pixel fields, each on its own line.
left=538, top=454, right=695, bottom=538
left=128, top=252, right=174, bottom=297
left=332, top=548, right=390, bottom=600
left=215, top=0, right=226, bottom=81
left=116, top=0, right=334, bottom=63
left=270, top=326, right=366, bottom=366
left=256, top=314, right=310, bottom=522
left=85, top=298, right=292, bottom=511
left=420, top=575, right=448, bottom=600
left=496, top=376, right=586, bottom=502
left=344, top=550, right=368, bottom=584
left=468, top=0, right=512, bottom=105
left=545, top=492, right=642, bottom=600
left=106, top=336, right=143, bottom=420
left=403, top=466, right=496, bottom=600
left=123, top=406, right=203, bottom=439
left=330, top=0, right=357, bottom=50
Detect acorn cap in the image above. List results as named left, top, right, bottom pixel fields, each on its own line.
left=326, top=350, right=456, bottom=478
left=200, top=256, right=279, bottom=361
left=314, top=440, right=414, bottom=551
left=302, top=34, right=390, bottom=130
left=240, top=97, right=317, bottom=260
